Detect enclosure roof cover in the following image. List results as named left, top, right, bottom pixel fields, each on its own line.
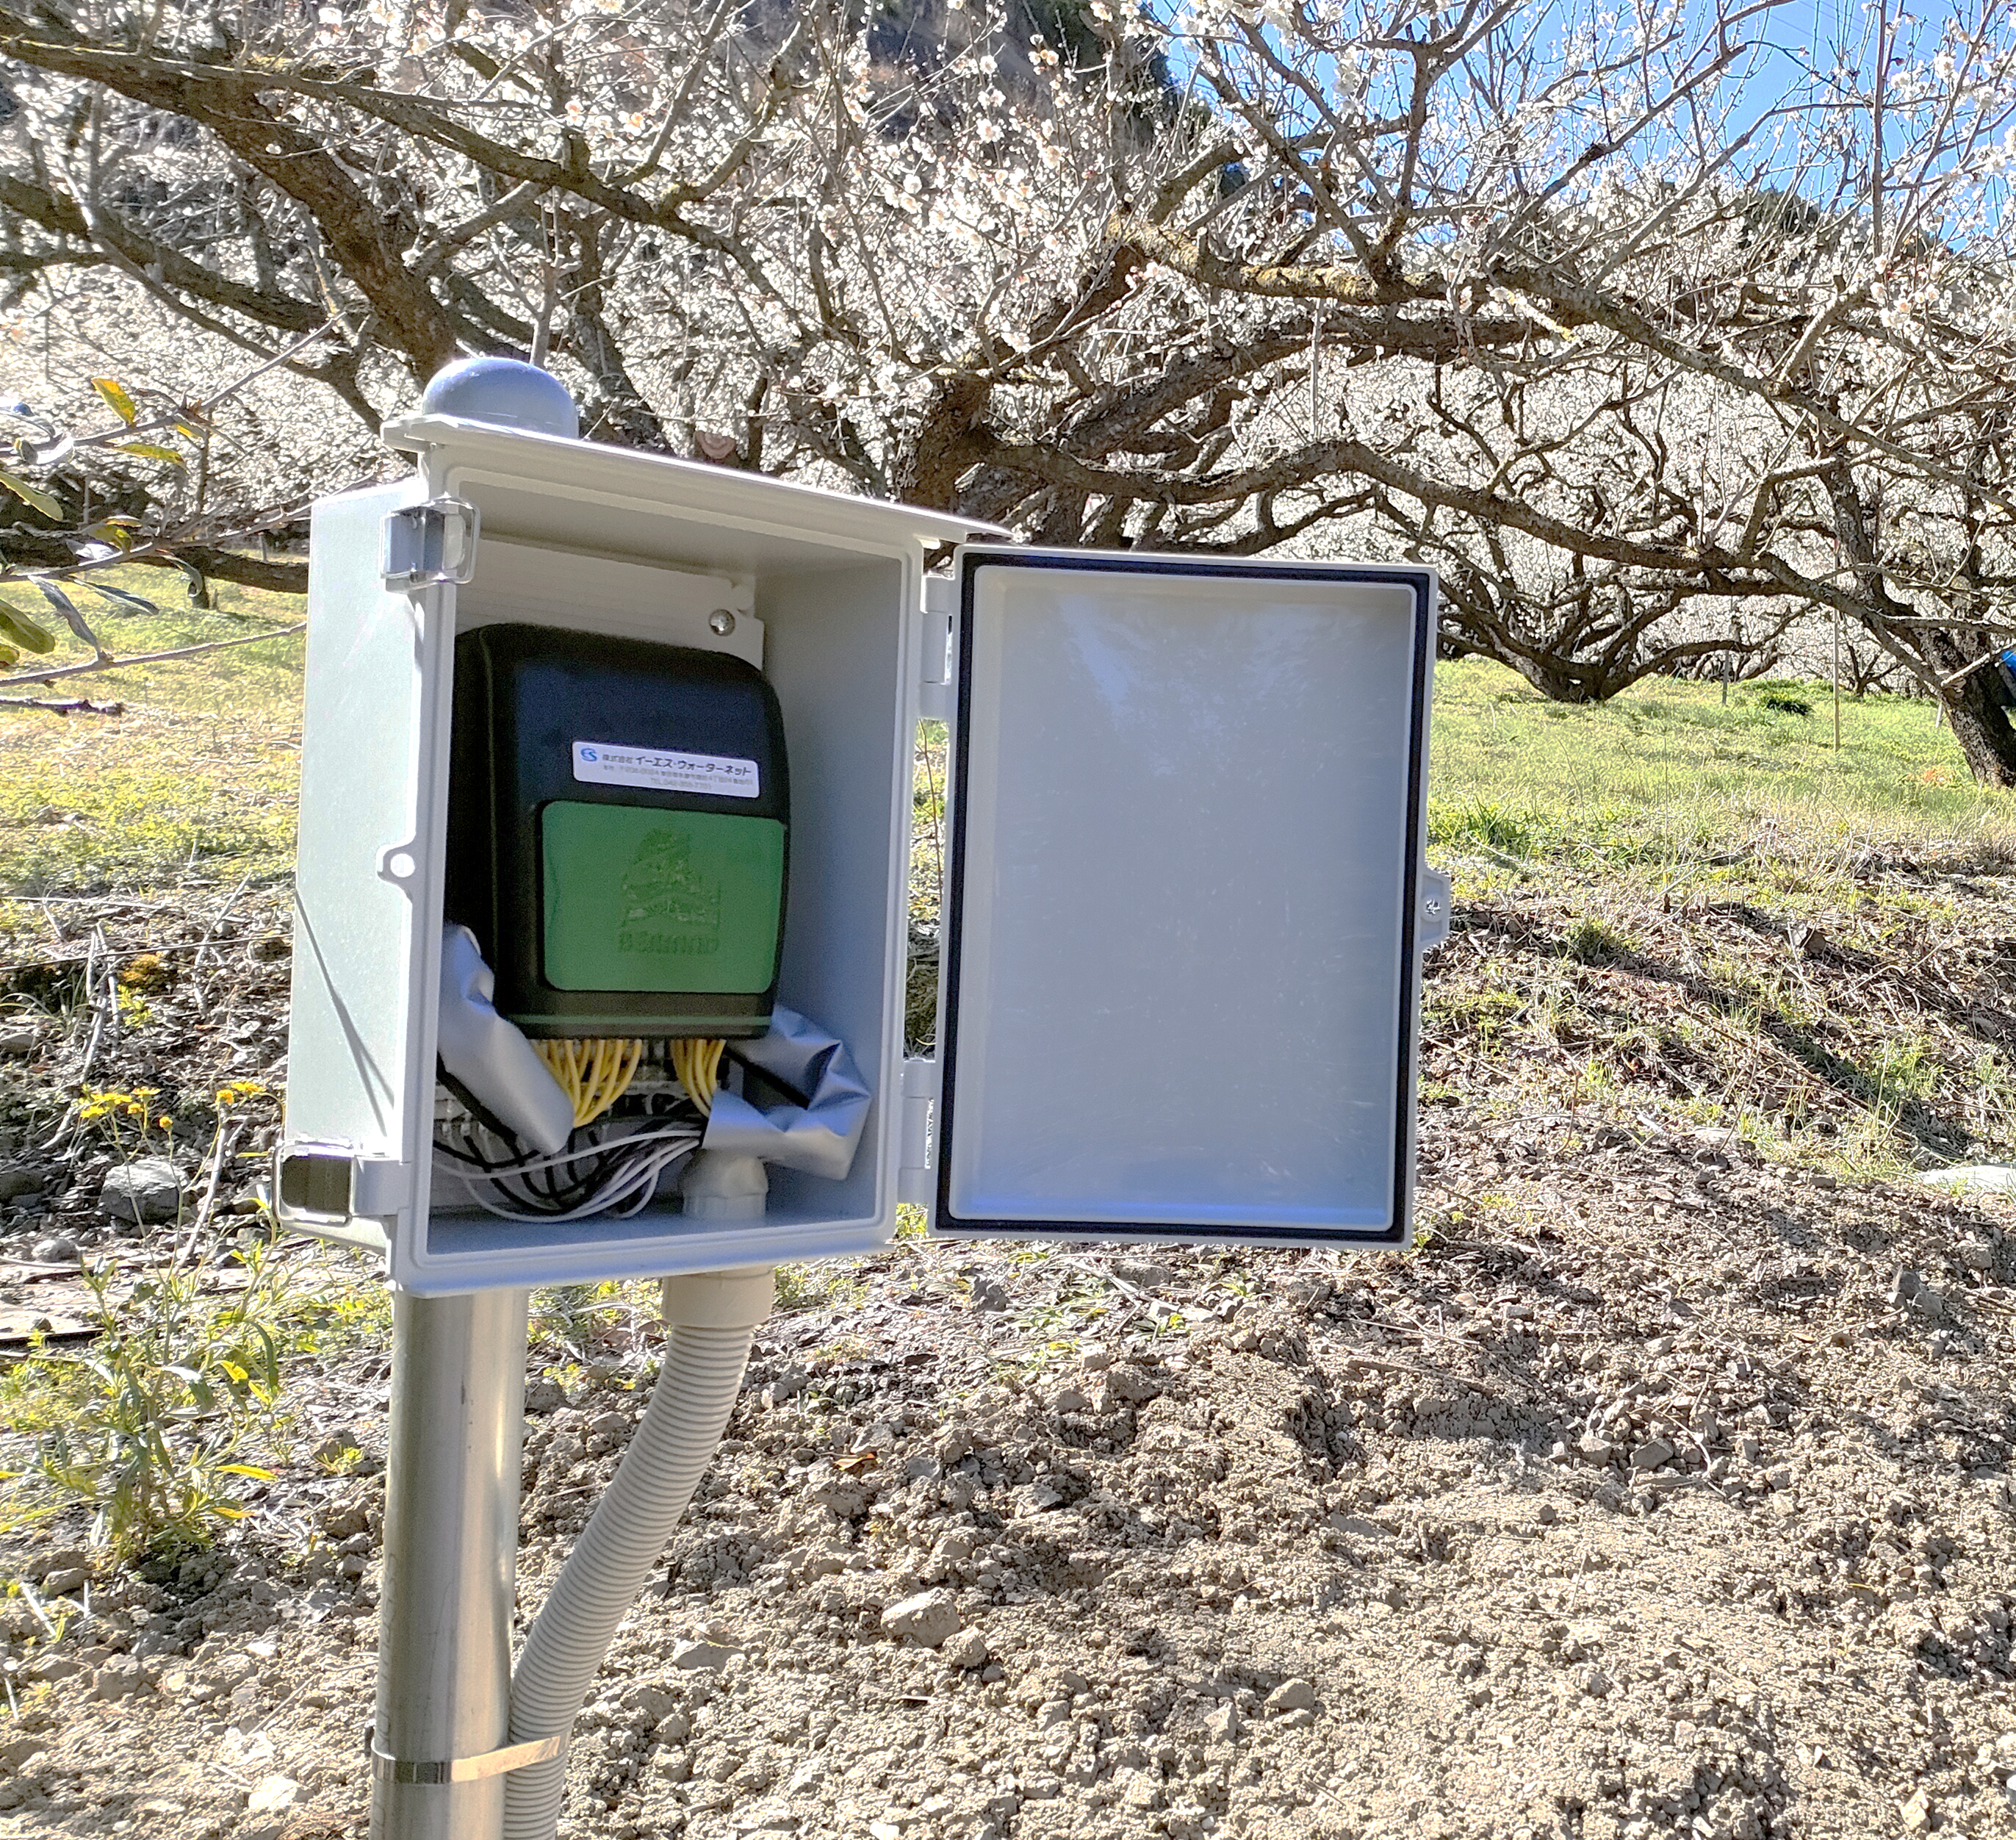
left=384, top=412, right=1002, bottom=553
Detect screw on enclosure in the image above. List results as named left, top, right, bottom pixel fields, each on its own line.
left=420, top=356, right=580, bottom=439
left=708, top=609, right=738, bottom=636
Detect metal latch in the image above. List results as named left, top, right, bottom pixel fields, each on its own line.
left=896, top=1057, right=940, bottom=1206
left=1418, top=868, right=1453, bottom=952
left=383, top=497, right=480, bottom=588
left=276, top=1143, right=407, bottom=1221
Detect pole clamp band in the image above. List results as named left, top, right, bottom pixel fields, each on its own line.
left=364, top=1724, right=568, bottom=1785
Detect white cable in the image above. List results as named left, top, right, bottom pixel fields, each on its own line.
left=442, top=1118, right=699, bottom=1183
left=446, top=1132, right=701, bottom=1223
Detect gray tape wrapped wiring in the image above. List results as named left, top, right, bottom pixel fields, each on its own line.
left=436, top=924, right=575, bottom=1156
left=699, top=1004, right=871, bottom=1179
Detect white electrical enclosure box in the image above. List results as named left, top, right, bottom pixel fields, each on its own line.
left=278, top=412, right=1439, bottom=1293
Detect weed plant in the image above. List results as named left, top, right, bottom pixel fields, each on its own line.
left=1, top=1249, right=284, bottom=1559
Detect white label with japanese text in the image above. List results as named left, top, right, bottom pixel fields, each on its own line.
left=571, top=741, right=760, bottom=799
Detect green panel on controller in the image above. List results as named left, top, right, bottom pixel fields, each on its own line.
left=540, top=802, right=785, bottom=996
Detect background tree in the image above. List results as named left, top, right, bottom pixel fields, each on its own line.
left=3, top=0, right=2016, bottom=772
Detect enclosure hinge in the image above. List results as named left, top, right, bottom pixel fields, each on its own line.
left=896, top=1057, right=940, bottom=1206
left=383, top=496, right=481, bottom=589
left=918, top=575, right=955, bottom=722
left=1418, top=867, right=1453, bottom=952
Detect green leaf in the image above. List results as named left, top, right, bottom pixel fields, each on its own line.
left=90, top=583, right=161, bottom=617
left=0, top=641, right=18, bottom=668
left=0, top=599, right=55, bottom=653
left=34, top=580, right=107, bottom=658
left=113, top=442, right=184, bottom=467
left=91, top=377, right=139, bottom=425
left=83, top=517, right=139, bottom=552
left=0, top=467, right=62, bottom=521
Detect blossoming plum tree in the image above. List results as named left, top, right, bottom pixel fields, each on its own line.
left=5, top=0, right=2016, bottom=772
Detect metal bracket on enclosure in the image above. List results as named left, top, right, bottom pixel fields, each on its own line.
left=275, top=1143, right=407, bottom=1222
left=1419, top=868, right=1454, bottom=952
left=364, top=1724, right=568, bottom=1786
left=896, top=1057, right=940, bottom=1206
left=383, top=496, right=480, bottom=588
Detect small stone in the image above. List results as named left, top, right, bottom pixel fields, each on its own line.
left=1738, top=1434, right=1763, bottom=1462
left=98, top=1156, right=182, bottom=1226
left=761, top=1367, right=807, bottom=1409
left=0, top=1028, right=39, bottom=1057
left=1112, top=1259, right=1173, bottom=1292
left=1051, top=1386, right=1090, bottom=1415
left=1577, top=1434, right=1615, bottom=1465
left=0, top=1166, right=42, bottom=1201
left=621, top=1684, right=680, bottom=1724
left=1102, top=1363, right=1162, bottom=1404
left=41, top=1565, right=91, bottom=1598
left=1766, top=1465, right=1794, bottom=1492
left=1582, top=1669, right=1612, bottom=1698
left=245, top=1775, right=300, bottom=1815
left=1265, top=1678, right=1317, bottom=1714
left=1080, top=1342, right=1113, bottom=1372
left=669, top=1639, right=739, bottom=1672
left=1121, top=1769, right=1164, bottom=1810
left=92, top=1661, right=143, bottom=1702
left=29, top=1233, right=78, bottom=1265
left=941, top=1627, right=989, bottom=1670
left=522, top=1378, right=565, bottom=1415
left=24, top=1654, right=83, bottom=1683
left=1899, top=1788, right=1933, bottom=1833
left=882, top=1589, right=960, bottom=1648
left=1629, top=1438, right=1675, bottom=1472
left=1203, top=1702, right=1242, bottom=1743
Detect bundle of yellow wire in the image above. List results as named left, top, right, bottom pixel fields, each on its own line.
left=669, top=1038, right=726, bottom=1115
left=533, top=1038, right=644, bottom=1128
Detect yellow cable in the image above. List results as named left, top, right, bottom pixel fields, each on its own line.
left=671, top=1038, right=727, bottom=1115
left=534, top=1037, right=642, bottom=1128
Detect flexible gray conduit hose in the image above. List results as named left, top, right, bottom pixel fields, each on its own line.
left=503, top=1271, right=768, bottom=1840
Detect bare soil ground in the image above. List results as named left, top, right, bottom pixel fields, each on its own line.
left=1, top=855, right=2014, bottom=1840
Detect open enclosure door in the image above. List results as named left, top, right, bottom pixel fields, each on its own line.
left=935, top=550, right=1437, bottom=1247
left=279, top=478, right=449, bottom=1252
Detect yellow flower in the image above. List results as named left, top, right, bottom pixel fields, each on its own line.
left=156, top=1115, right=172, bottom=1130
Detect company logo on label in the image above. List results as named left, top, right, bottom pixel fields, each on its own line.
left=618, top=829, right=720, bottom=958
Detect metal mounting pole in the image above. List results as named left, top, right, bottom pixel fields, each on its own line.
left=372, top=1288, right=530, bottom=1840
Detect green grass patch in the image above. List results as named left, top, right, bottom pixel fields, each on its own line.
left=0, top=565, right=303, bottom=901
left=1429, top=659, right=2015, bottom=865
